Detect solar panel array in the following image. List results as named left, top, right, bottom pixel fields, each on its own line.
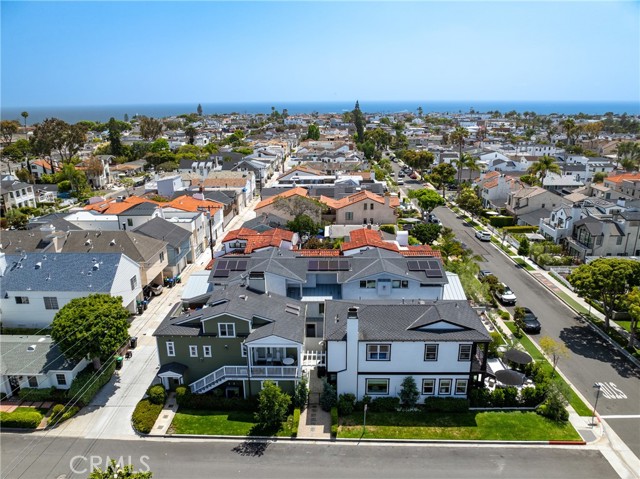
left=407, top=259, right=443, bottom=278
left=212, top=259, right=248, bottom=278
left=307, top=259, right=350, bottom=271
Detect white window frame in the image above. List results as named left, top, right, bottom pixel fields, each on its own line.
left=203, top=345, right=212, bottom=358
left=130, top=275, right=138, bottom=291
left=422, top=379, right=435, bottom=395
left=439, top=379, right=452, bottom=395
left=241, top=343, right=247, bottom=357
left=365, top=378, right=389, bottom=395
left=455, top=379, right=468, bottom=395
left=366, top=344, right=391, bottom=361
left=458, top=344, right=472, bottom=361
left=56, top=374, right=67, bottom=386
left=15, top=296, right=29, bottom=305
left=28, top=376, right=38, bottom=388
left=189, top=345, right=198, bottom=358
left=424, top=344, right=439, bottom=361
left=166, top=341, right=175, bottom=357
left=43, top=297, right=59, bottom=310
left=218, top=323, right=236, bottom=338
left=345, top=211, right=353, bottom=221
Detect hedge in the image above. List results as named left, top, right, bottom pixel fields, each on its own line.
left=488, top=216, right=515, bottom=228
left=175, top=387, right=257, bottom=411
left=132, top=399, right=163, bottom=434
left=424, top=397, right=469, bottom=412
left=368, top=396, right=400, bottom=412
left=0, top=408, right=43, bottom=429
left=49, top=404, right=80, bottom=427
left=330, top=406, right=338, bottom=437
left=292, top=408, right=301, bottom=437
left=379, top=224, right=397, bottom=235
left=147, top=385, right=167, bottom=405
left=18, top=387, right=65, bottom=402
left=501, top=226, right=539, bottom=233
left=67, top=359, right=116, bottom=406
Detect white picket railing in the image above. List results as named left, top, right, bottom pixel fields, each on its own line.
left=250, top=366, right=299, bottom=378
left=303, top=350, right=326, bottom=366
left=189, top=365, right=249, bottom=393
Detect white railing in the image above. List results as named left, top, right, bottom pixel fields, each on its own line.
left=303, top=350, right=326, bottom=366
left=250, top=366, right=299, bottom=378
left=189, top=365, right=249, bottom=393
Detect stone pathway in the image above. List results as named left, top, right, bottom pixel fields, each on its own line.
left=297, top=370, right=332, bottom=440
left=149, top=391, right=178, bottom=436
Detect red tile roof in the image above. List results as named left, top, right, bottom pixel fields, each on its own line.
left=340, top=228, right=440, bottom=257
left=321, top=191, right=399, bottom=210
left=255, top=187, right=309, bottom=209
left=222, top=227, right=296, bottom=254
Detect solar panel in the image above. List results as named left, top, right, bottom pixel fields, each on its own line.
left=425, top=269, right=442, bottom=278
left=407, top=260, right=421, bottom=271
left=418, top=260, right=432, bottom=270
left=308, top=260, right=319, bottom=271
left=338, top=260, right=350, bottom=271
left=236, top=260, right=247, bottom=271
left=213, top=269, right=230, bottom=277
left=427, top=259, right=440, bottom=269
left=227, top=260, right=238, bottom=270
left=216, top=260, right=228, bottom=270
left=319, top=260, right=330, bottom=271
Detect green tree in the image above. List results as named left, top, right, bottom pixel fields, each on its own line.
left=430, top=162, right=457, bottom=197
left=286, top=214, right=318, bottom=236
left=139, top=116, right=163, bottom=141
left=408, top=188, right=445, bottom=212
left=20, top=111, right=29, bottom=132
left=319, top=380, right=337, bottom=411
left=434, top=227, right=465, bottom=261
left=31, top=118, right=87, bottom=166
left=457, top=187, right=483, bottom=216
left=51, top=294, right=131, bottom=370
left=568, top=258, right=640, bottom=329
left=592, top=172, right=607, bottom=183
left=528, top=155, right=560, bottom=184
left=149, top=138, right=170, bottom=152
left=453, top=152, right=480, bottom=195
left=124, top=113, right=129, bottom=123
left=292, top=377, right=309, bottom=410
left=539, top=336, right=569, bottom=378
left=449, top=126, right=469, bottom=192
left=88, top=459, right=152, bottom=479
left=399, top=376, right=419, bottom=409
left=254, top=380, right=291, bottom=429
left=353, top=100, right=365, bottom=143
left=536, top=383, right=569, bottom=422
left=197, top=103, right=203, bottom=116
left=5, top=208, right=28, bottom=228
left=305, top=124, right=320, bottom=141
left=184, top=125, right=197, bottom=145
left=0, top=120, right=20, bottom=146
left=417, top=106, right=423, bottom=117
left=518, top=237, right=530, bottom=256
left=107, top=117, right=124, bottom=156
left=410, top=223, right=442, bottom=245
left=624, top=287, right=640, bottom=349
left=1, top=139, right=33, bottom=163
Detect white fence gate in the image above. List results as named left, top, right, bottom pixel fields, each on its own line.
left=303, top=350, right=326, bottom=367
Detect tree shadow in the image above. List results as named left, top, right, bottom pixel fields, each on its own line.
left=232, top=438, right=270, bottom=457
left=559, top=323, right=640, bottom=379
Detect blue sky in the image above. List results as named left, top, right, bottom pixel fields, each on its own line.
left=1, top=1, right=638, bottom=107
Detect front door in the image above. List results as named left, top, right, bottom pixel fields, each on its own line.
left=8, top=376, right=20, bottom=395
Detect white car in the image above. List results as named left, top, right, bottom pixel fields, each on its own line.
left=475, top=230, right=491, bottom=241
left=495, top=283, right=517, bottom=305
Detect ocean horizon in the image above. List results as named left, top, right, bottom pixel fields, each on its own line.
left=2, top=100, right=638, bottom=124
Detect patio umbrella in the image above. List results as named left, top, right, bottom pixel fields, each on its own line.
left=503, top=348, right=533, bottom=365
left=495, top=369, right=526, bottom=386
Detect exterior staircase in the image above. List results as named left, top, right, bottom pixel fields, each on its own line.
left=189, top=366, right=248, bottom=394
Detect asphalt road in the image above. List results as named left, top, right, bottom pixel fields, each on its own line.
left=0, top=435, right=620, bottom=479
left=432, top=204, right=640, bottom=458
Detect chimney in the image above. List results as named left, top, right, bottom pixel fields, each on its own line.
left=247, top=271, right=266, bottom=294
left=344, top=306, right=359, bottom=398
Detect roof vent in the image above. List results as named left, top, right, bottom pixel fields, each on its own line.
left=93, top=263, right=100, bottom=271
left=35, top=262, right=42, bottom=269
left=85, top=239, right=92, bottom=246
left=27, top=345, right=36, bottom=352
left=110, top=239, right=116, bottom=246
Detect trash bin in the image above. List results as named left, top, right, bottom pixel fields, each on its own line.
left=130, top=337, right=138, bottom=349
left=116, top=356, right=123, bottom=370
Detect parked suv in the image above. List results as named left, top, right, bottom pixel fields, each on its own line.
left=515, top=307, right=541, bottom=334
left=475, top=230, right=491, bottom=241
left=495, top=283, right=517, bottom=305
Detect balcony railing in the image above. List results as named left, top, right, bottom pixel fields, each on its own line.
left=250, top=366, right=300, bottom=378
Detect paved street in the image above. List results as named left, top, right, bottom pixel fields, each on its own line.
left=432, top=204, right=640, bottom=459
left=0, top=435, right=621, bottom=479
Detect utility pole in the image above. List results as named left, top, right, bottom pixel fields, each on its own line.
left=198, top=205, right=217, bottom=258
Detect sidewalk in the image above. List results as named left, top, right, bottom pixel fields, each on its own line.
left=297, top=370, right=331, bottom=440
left=149, top=392, right=178, bottom=436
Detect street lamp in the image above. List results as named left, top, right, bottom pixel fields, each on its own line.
left=363, top=403, right=368, bottom=435
left=591, top=382, right=601, bottom=428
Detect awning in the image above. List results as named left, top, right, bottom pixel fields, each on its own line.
left=495, top=369, right=526, bottom=386
left=503, top=349, right=533, bottom=365
left=157, top=362, right=188, bottom=378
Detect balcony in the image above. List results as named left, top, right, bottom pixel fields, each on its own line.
left=250, top=366, right=300, bottom=378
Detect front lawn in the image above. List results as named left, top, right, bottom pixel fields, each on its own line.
left=0, top=407, right=46, bottom=429
left=338, top=411, right=580, bottom=441
left=171, top=409, right=296, bottom=437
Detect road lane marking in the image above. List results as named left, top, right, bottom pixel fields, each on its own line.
left=596, top=382, right=627, bottom=399
left=599, top=415, right=640, bottom=419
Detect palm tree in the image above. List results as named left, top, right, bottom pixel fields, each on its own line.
left=453, top=153, right=481, bottom=194
left=561, top=118, right=581, bottom=146
left=184, top=125, right=197, bottom=145
left=20, top=111, right=29, bottom=134
left=450, top=126, right=469, bottom=194
left=614, top=141, right=630, bottom=169
left=528, top=155, right=561, bottom=184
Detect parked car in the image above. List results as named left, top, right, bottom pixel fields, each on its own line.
left=495, top=283, right=517, bottom=305
left=149, top=283, right=163, bottom=296
left=427, top=213, right=441, bottom=224
left=515, top=307, right=541, bottom=334
left=397, top=179, right=405, bottom=185
left=478, top=270, right=494, bottom=281
left=475, top=230, right=491, bottom=241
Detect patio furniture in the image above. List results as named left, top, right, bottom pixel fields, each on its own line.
left=282, top=357, right=294, bottom=366
left=495, top=369, right=526, bottom=386
left=503, top=348, right=533, bottom=365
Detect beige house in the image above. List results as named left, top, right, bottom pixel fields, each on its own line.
left=254, top=187, right=322, bottom=223
left=506, top=186, right=561, bottom=223
left=322, top=191, right=399, bottom=225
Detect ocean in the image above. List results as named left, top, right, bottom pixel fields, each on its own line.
left=1, top=100, right=638, bottom=124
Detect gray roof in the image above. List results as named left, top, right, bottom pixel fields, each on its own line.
left=27, top=213, right=80, bottom=232
left=154, top=285, right=305, bottom=344
left=157, top=362, right=188, bottom=375
left=133, top=217, right=191, bottom=248
left=1, top=252, right=124, bottom=293
left=60, top=231, right=167, bottom=263
left=117, top=202, right=159, bottom=216
left=620, top=210, right=640, bottom=221
left=574, top=216, right=624, bottom=236
left=324, top=300, right=490, bottom=343
left=241, top=213, right=288, bottom=232
left=517, top=208, right=552, bottom=227
left=1, top=180, right=32, bottom=193
left=0, top=230, right=58, bottom=254
left=0, top=335, right=82, bottom=375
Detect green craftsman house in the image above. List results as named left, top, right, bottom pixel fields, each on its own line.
left=153, top=284, right=306, bottom=398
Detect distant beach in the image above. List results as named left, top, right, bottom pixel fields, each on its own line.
left=2, top=100, right=638, bottom=124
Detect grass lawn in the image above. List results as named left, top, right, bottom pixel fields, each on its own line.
left=338, top=411, right=580, bottom=441
left=504, top=322, right=592, bottom=416
left=171, top=409, right=296, bottom=437
left=513, top=257, right=535, bottom=271
left=555, top=291, right=590, bottom=315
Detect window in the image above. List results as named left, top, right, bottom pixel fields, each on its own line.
left=241, top=343, right=247, bottom=357
left=15, top=297, right=29, bottom=305
left=366, top=344, right=391, bottom=361
left=160, top=251, right=165, bottom=262
left=56, top=374, right=67, bottom=386
left=455, top=379, right=468, bottom=395
left=363, top=218, right=367, bottom=225
left=422, top=379, right=435, bottom=395
left=616, top=236, right=623, bottom=245
left=364, top=203, right=368, bottom=210
left=130, top=275, right=138, bottom=290
left=359, top=280, right=376, bottom=289
left=127, top=218, right=134, bottom=227
left=189, top=345, right=198, bottom=357
left=166, top=341, right=175, bottom=357
left=370, top=203, right=374, bottom=210
left=28, top=376, right=38, bottom=388
left=424, top=344, right=439, bottom=361
left=345, top=212, right=353, bottom=220
left=596, top=236, right=603, bottom=246
left=370, top=218, right=374, bottom=224
left=392, top=280, right=409, bottom=289
left=43, top=297, right=59, bottom=310
left=439, top=379, right=452, bottom=395
left=219, top=323, right=235, bottom=338
left=319, top=303, right=325, bottom=314
left=366, top=379, right=389, bottom=395
left=458, top=344, right=472, bottom=361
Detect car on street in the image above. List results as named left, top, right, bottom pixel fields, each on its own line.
left=495, top=283, right=517, bottom=305
left=397, top=179, right=405, bottom=185
left=427, top=213, right=441, bottom=224
left=515, top=307, right=541, bottom=334
left=475, top=230, right=491, bottom=241
left=478, top=270, right=494, bottom=280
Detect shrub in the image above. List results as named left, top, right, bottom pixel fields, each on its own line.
left=502, top=387, right=520, bottom=407
left=175, top=386, right=189, bottom=406
left=369, top=396, right=400, bottom=412
left=536, top=383, right=569, bottom=422
left=424, top=397, right=470, bottom=412
left=132, top=399, right=163, bottom=434
left=254, top=381, right=291, bottom=428
left=291, top=408, right=301, bottom=437
left=67, top=360, right=116, bottom=406
left=488, top=332, right=503, bottom=358
left=51, top=404, right=65, bottom=420
left=380, top=224, right=396, bottom=235
left=469, top=388, right=491, bottom=407
left=337, top=393, right=356, bottom=415
left=489, top=216, right=515, bottom=228
left=292, top=378, right=308, bottom=410
left=501, top=226, right=539, bottom=234
left=147, top=385, right=167, bottom=405
left=319, top=381, right=337, bottom=412
left=520, top=385, right=546, bottom=407
left=330, top=406, right=338, bottom=437
left=399, top=376, right=420, bottom=409
left=18, top=387, right=58, bottom=402
left=490, top=388, right=506, bottom=407
left=49, top=404, right=80, bottom=426
left=0, top=408, right=43, bottom=429
left=499, top=310, right=511, bottom=320
left=524, top=362, right=549, bottom=386
left=177, top=391, right=257, bottom=411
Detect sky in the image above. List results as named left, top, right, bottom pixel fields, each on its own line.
left=1, top=1, right=639, bottom=107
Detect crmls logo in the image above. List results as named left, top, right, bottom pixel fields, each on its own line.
left=69, top=455, right=151, bottom=474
